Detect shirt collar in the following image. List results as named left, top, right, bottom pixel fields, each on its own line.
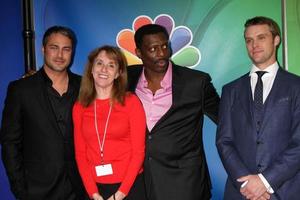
left=249, top=62, right=279, bottom=77
left=41, top=67, right=53, bottom=86
left=40, top=67, right=76, bottom=93
left=140, top=61, right=172, bottom=90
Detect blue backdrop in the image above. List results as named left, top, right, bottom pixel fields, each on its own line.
left=0, top=1, right=24, bottom=199
left=0, top=0, right=283, bottom=199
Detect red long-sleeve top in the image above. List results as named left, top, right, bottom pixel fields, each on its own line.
left=73, top=94, right=146, bottom=197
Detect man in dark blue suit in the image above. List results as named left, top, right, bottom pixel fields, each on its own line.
left=216, top=16, right=300, bottom=200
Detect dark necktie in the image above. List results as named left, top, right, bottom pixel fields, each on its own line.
left=254, top=71, right=266, bottom=130
left=254, top=71, right=266, bottom=108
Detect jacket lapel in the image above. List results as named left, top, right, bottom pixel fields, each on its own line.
left=237, top=75, right=255, bottom=126
left=150, top=64, right=183, bottom=133
left=127, top=65, right=143, bottom=92
left=259, top=68, right=284, bottom=134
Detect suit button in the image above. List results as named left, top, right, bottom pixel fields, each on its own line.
left=257, top=140, right=264, bottom=144
left=148, top=135, right=152, bottom=140
left=257, top=164, right=263, bottom=172
left=257, top=164, right=262, bottom=168
left=148, top=157, right=152, bottom=161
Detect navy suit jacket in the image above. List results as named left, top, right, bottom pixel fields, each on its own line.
left=128, top=64, right=220, bottom=200
left=216, top=68, right=300, bottom=200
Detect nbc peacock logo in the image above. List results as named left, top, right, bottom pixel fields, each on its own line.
left=116, top=14, right=201, bottom=68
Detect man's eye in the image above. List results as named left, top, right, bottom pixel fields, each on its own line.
left=149, top=47, right=155, bottom=52
left=49, top=46, right=58, bottom=50
left=63, top=48, right=72, bottom=52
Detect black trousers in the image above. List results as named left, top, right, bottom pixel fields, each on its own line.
left=96, top=173, right=147, bottom=200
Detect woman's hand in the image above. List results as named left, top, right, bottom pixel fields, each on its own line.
left=107, top=190, right=126, bottom=200
left=92, top=192, right=104, bottom=200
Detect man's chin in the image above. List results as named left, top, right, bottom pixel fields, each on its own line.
left=49, top=66, right=68, bottom=73
left=155, top=65, right=168, bottom=74
left=251, top=58, right=263, bottom=65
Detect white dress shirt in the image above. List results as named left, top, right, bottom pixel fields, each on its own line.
left=249, top=62, right=279, bottom=103
left=246, top=62, right=279, bottom=193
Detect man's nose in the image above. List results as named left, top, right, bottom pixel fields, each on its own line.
left=157, top=47, right=165, bottom=56
left=253, top=39, right=259, bottom=48
left=57, top=49, right=63, bottom=57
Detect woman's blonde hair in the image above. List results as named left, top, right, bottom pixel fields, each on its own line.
left=78, top=45, right=128, bottom=107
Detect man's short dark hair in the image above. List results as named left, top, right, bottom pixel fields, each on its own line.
left=244, top=16, right=281, bottom=38
left=134, top=24, right=169, bottom=49
left=42, top=26, right=77, bottom=50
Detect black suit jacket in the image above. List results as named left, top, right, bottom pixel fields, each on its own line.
left=0, top=69, right=87, bottom=200
left=128, top=64, right=220, bottom=200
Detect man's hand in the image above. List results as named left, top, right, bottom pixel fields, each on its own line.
left=257, top=192, right=271, bottom=200
left=237, top=174, right=269, bottom=200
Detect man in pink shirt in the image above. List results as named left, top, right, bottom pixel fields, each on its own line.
left=127, top=24, right=220, bottom=200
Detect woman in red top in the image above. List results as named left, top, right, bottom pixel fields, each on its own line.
left=73, top=46, right=146, bottom=200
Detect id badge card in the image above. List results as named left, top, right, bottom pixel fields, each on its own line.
left=95, top=164, right=113, bottom=176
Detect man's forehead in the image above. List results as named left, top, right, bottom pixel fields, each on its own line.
left=245, top=25, right=271, bottom=37
left=142, top=34, right=168, bottom=45
left=46, top=34, right=72, bottom=46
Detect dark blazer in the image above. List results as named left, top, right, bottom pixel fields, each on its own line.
left=0, top=69, right=87, bottom=200
left=128, top=64, right=220, bottom=200
left=216, top=68, right=300, bottom=200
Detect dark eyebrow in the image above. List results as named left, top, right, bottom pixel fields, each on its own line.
left=258, top=33, right=268, bottom=36
left=48, top=44, right=58, bottom=47
left=63, top=46, right=72, bottom=50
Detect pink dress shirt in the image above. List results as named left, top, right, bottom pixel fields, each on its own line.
left=135, top=63, right=173, bottom=131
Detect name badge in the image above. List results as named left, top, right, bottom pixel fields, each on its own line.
left=95, top=164, right=113, bottom=176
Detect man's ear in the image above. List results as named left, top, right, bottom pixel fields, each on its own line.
left=274, top=35, right=280, bottom=46
left=135, top=48, right=141, bottom=59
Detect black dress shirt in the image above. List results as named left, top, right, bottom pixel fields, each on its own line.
left=41, top=69, right=78, bottom=200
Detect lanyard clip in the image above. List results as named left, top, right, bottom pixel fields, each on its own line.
left=100, top=151, right=104, bottom=164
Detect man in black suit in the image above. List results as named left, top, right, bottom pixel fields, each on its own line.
left=127, top=24, right=220, bottom=200
left=0, top=26, right=87, bottom=199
